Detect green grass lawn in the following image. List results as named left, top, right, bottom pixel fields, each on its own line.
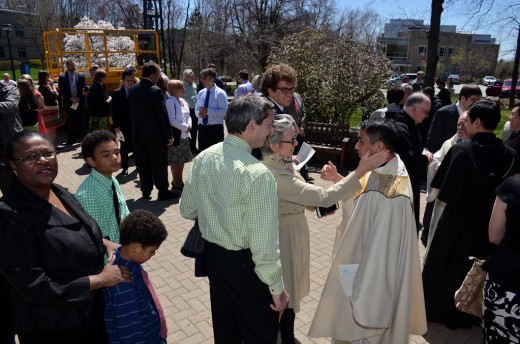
left=1, top=69, right=40, bottom=83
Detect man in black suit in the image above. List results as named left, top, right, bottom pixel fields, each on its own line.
left=128, top=62, right=177, bottom=201
left=385, top=92, right=433, bottom=231
left=58, top=59, right=86, bottom=145
left=425, top=84, right=482, bottom=153
left=111, top=70, right=136, bottom=175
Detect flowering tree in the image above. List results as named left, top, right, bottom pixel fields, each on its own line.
left=63, top=17, right=135, bottom=68
left=268, top=28, right=391, bottom=125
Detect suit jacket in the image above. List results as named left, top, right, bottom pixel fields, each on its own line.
left=58, top=71, right=86, bottom=109
left=385, top=110, right=428, bottom=182
left=0, top=180, right=105, bottom=332
left=111, top=86, right=132, bottom=135
left=426, top=103, right=459, bottom=153
left=88, top=81, right=110, bottom=117
left=0, top=82, right=22, bottom=143
left=128, top=78, right=172, bottom=145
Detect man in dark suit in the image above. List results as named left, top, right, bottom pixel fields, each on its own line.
left=425, top=84, right=481, bottom=153
left=58, top=59, right=86, bottom=145
left=128, top=62, right=177, bottom=201
left=111, top=70, right=136, bottom=175
left=385, top=92, right=433, bottom=231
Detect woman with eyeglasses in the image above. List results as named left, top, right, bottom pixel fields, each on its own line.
left=0, top=131, right=131, bottom=343
left=261, top=114, right=389, bottom=343
left=166, top=80, right=193, bottom=190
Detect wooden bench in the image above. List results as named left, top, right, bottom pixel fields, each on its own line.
left=305, top=122, right=350, bottom=170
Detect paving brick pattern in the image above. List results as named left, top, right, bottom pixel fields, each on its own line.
left=48, top=132, right=482, bottom=344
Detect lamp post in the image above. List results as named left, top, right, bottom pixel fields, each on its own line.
left=2, top=24, right=16, bottom=81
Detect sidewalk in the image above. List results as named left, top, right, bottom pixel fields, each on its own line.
left=52, top=138, right=482, bottom=344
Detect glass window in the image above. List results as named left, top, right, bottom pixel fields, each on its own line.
left=439, top=47, right=446, bottom=57
left=18, top=47, right=27, bottom=58
left=15, top=27, right=24, bottom=37
left=419, top=46, right=427, bottom=56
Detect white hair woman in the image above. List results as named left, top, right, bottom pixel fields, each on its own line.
left=261, top=114, right=388, bottom=343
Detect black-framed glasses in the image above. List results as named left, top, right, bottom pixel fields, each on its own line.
left=276, top=86, right=296, bottom=94
left=280, top=135, right=298, bottom=144
left=14, top=150, right=56, bottom=163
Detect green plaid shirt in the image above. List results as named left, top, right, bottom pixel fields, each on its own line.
left=75, top=169, right=129, bottom=243
left=180, top=135, right=284, bottom=294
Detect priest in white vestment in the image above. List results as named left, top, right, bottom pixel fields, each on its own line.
left=309, top=118, right=427, bottom=344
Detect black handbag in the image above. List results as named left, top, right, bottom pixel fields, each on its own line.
left=171, top=126, right=181, bottom=146
left=170, top=100, right=181, bottom=146
left=180, top=220, right=207, bottom=277
left=180, top=220, right=205, bottom=258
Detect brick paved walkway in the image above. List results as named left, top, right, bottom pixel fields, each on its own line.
left=48, top=130, right=482, bottom=344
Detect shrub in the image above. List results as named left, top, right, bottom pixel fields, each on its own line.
left=267, top=28, right=391, bottom=125
left=0, top=60, right=22, bottom=70
left=29, top=59, right=42, bottom=69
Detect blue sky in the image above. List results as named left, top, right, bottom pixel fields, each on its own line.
left=337, top=0, right=517, bottom=60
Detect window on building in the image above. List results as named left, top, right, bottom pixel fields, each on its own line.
left=381, top=37, right=409, bottom=60
left=448, top=48, right=454, bottom=57
left=18, top=47, right=27, bottom=58
left=419, top=46, right=427, bottom=56
left=15, top=27, right=24, bottom=37
left=439, top=47, right=447, bottom=57
left=0, top=47, right=5, bottom=58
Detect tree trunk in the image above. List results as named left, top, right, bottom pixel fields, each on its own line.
left=425, top=0, right=444, bottom=88
left=509, top=24, right=520, bottom=109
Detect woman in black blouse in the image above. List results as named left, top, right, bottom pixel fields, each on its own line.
left=483, top=175, right=520, bottom=343
left=17, top=79, right=39, bottom=131
left=0, top=131, right=130, bottom=343
left=88, top=69, right=112, bottom=131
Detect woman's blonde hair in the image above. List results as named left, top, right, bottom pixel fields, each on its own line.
left=167, top=80, right=183, bottom=96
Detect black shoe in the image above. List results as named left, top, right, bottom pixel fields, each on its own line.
left=121, top=168, right=128, bottom=176
left=141, top=193, right=152, bottom=200
left=65, top=139, right=75, bottom=146
left=307, top=176, right=315, bottom=182
left=157, top=190, right=179, bottom=201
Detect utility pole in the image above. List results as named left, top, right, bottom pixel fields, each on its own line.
left=2, top=24, right=17, bottom=81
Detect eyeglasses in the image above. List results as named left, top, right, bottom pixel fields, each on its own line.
left=416, top=106, right=430, bottom=114
left=276, top=86, right=296, bottom=94
left=14, top=150, right=56, bottom=163
left=280, top=135, right=298, bottom=144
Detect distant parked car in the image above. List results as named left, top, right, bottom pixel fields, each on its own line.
left=485, top=83, right=502, bottom=97
left=482, top=76, right=497, bottom=86
left=384, top=73, right=416, bottom=87
left=500, top=79, right=520, bottom=98
left=447, top=74, right=461, bottom=85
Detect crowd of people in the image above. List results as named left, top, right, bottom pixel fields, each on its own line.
left=0, top=62, right=519, bottom=344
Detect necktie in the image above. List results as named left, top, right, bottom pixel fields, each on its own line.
left=203, top=89, right=210, bottom=125
left=111, top=181, right=121, bottom=226
left=141, top=269, right=168, bottom=339
left=70, top=74, right=77, bottom=97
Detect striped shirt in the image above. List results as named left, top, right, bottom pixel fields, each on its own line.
left=104, top=248, right=163, bottom=344
left=180, top=135, right=284, bottom=294
left=75, top=169, right=130, bottom=243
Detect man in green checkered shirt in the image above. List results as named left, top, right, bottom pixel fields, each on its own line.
left=180, top=95, right=289, bottom=343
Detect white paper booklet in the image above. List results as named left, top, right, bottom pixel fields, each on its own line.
left=293, top=142, right=315, bottom=170
left=338, top=264, right=359, bottom=297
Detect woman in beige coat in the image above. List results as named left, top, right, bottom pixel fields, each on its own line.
left=262, top=114, right=388, bottom=343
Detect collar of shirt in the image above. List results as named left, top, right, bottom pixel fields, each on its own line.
left=455, top=101, right=464, bottom=116
left=267, top=96, right=284, bottom=113
left=113, top=247, right=141, bottom=274
left=226, top=134, right=253, bottom=153
left=206, top=84, right=217, bottom=92
left=90, top=168, right=116, bottom=188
